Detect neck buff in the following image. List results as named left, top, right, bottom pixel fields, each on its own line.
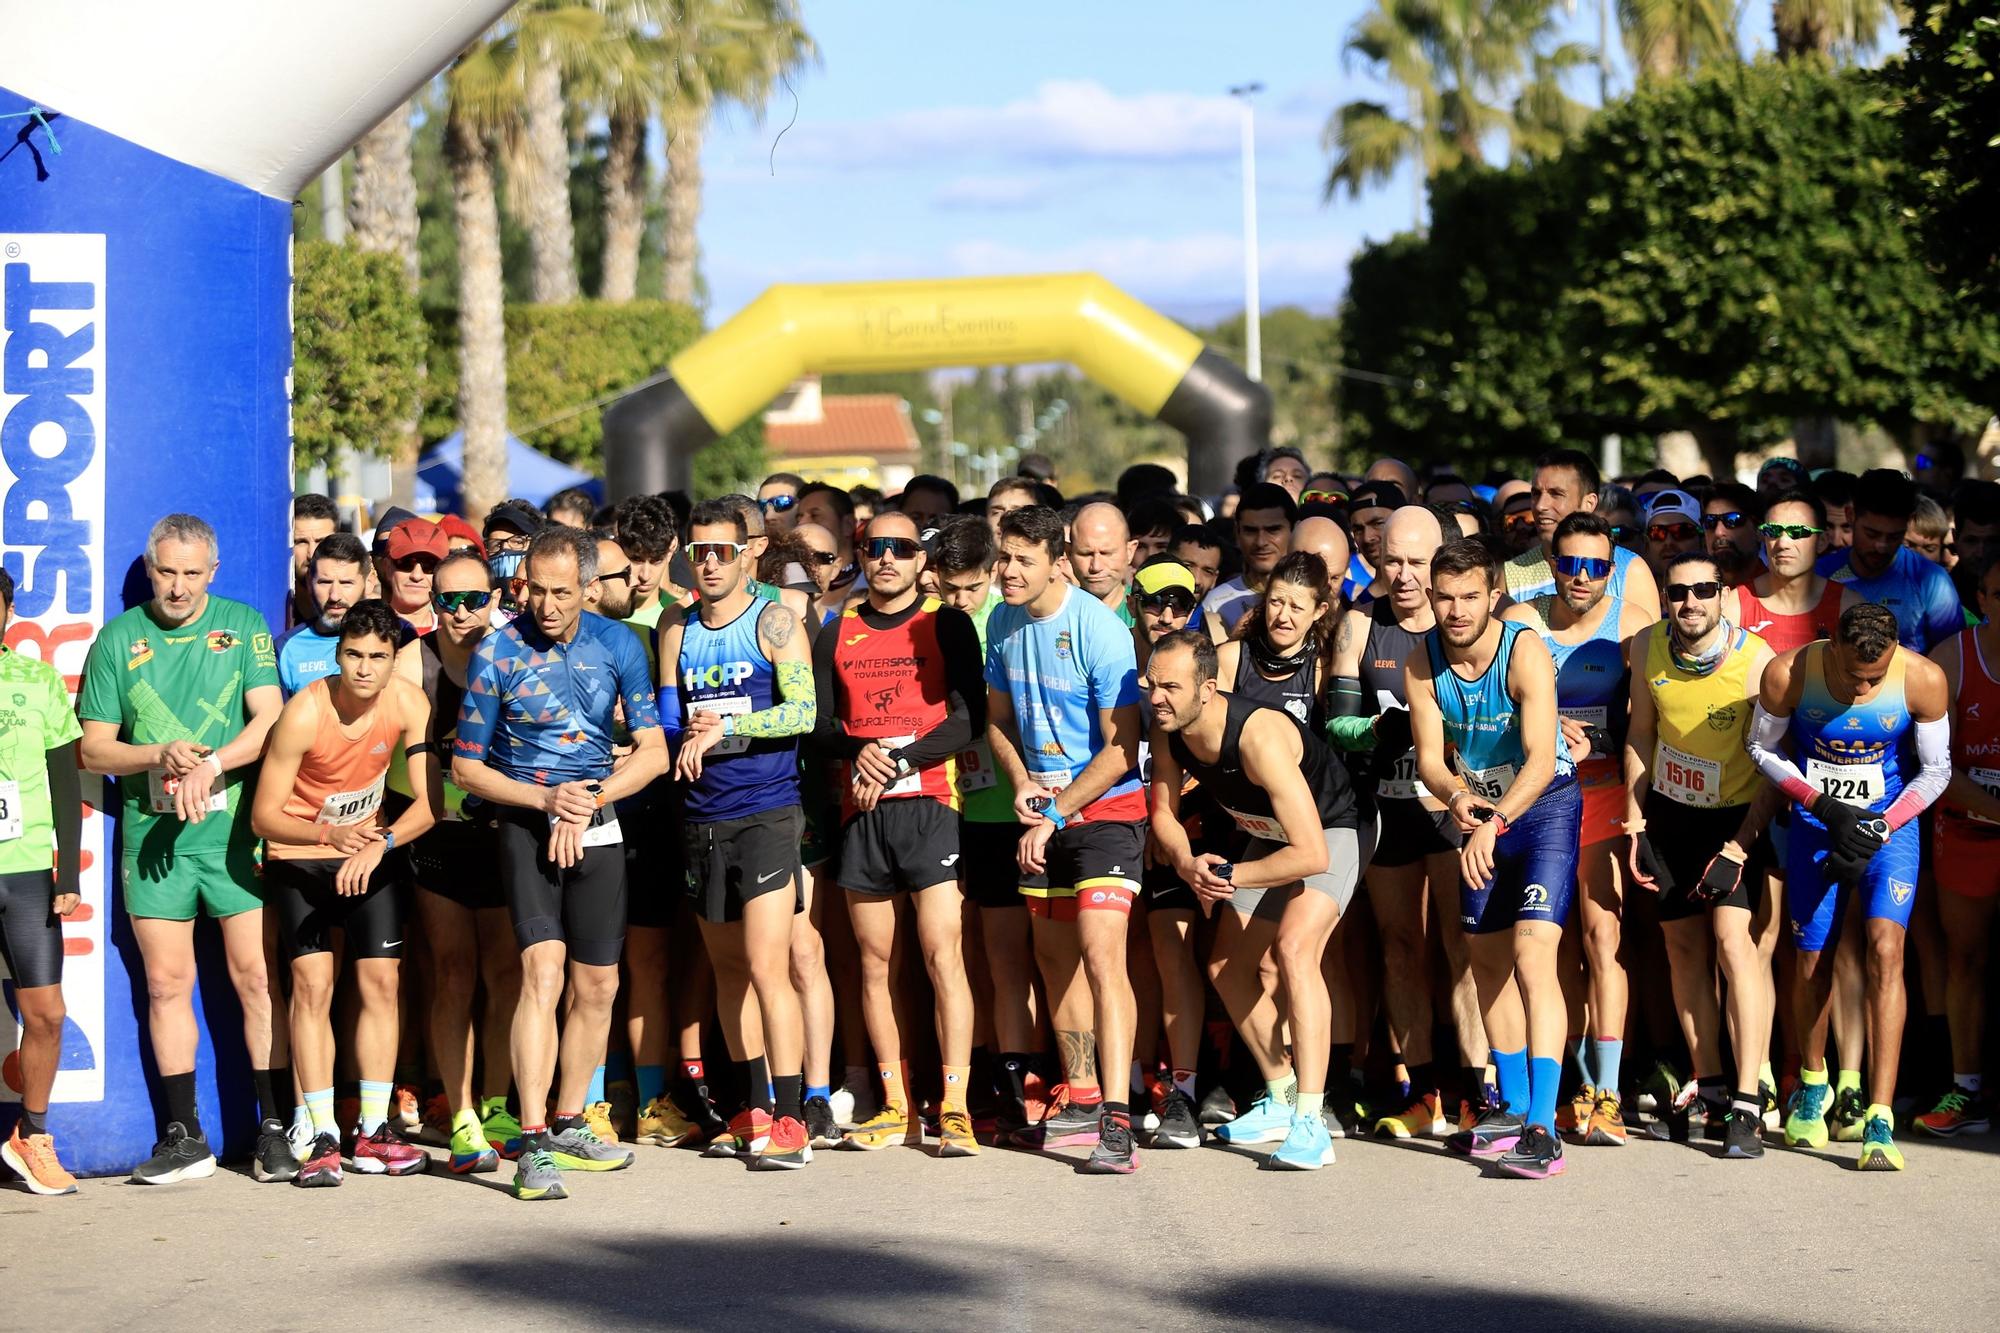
left=1670, top=619, right=1735, bottom=677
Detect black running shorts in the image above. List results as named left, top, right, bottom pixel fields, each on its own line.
left=407, top=817, right=505, bottom=911
left=495, top=804, right=629, bottom=966
left=268, top=857, right=408, bottom=961
left=0, top=869, right=63, bottom=989
left=839, top=798, right=961, bottom=896
left=1369, top=795, right=1458, bottom=869
left=960, top=819, right=1028, bottom=909
left=684, top=805, right=804, bottom=925
left=1022, top=819, right=1145, bottom=912
left=1643, top=791, right=1765, bottom=922
left=621, top=789, right=685, bottom=930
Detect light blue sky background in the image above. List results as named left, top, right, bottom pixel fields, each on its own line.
left=693, top=1, right=1798, bottom=325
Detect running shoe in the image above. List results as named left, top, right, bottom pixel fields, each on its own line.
left=1831, top=1086, right=1868, bottom=1143
left=1152, top=1088, right=1202, bottom=1149
left=547, top=1122, right=633, bottom=1171
left=1916, top=1088, right=1990, bottom=1137
left=294, top=1133, right=343, bottom=1188
left=1556, top=1084, right=1595, bottom=1137
left=828, top=1084, right=857, bottom=1126
left=1266, top=1113, right=1336, bottom=1171
left=1723, top=1108, right=1765, bottom=1160
left=706, top=1108, right=771, bottom=1158
left=1079, top=1114, right=1138, bottom=1174
left=937, top=1109, right=980, bottom=1157
left=583, top=1101, right=620, bottom=1146
left=513, top=1138, right=567, bottom=1200
left=1760, top=1080, right=1782, bottom=1131
left=421, top=1093, right=453, bottom=1144
left=1856, top=1113, right=1904, bottom=1171
left=392, top=1084, right=422, bottom=1132
left=449, top=1118, right=499, bottom=1174
left=287, top=1113, right=316, bottom=1163
left=637, top=1095, right=701, bottom=1148
left=846, top=1104, right=923, bottom=1151
left=1375, top=1089, right=1447, bottom=1139
left=1021, top=1072, right=1057, bottom=1127
left=1446, top=1104, right=1525, bottom=1159
left=1197, top=1086, right=1237, bottom=1126
left=130, top=1122, right=216, bottom=1185
left=1496, top=1123, right=1566, bottom=1179
left=1012, top=1093, right=1103, bottom=1149
left=351, top=1122, right=429, bottom=1175
left=753, top=1114, right=811, bottom=1170
left=1783, top=1080, right=1833, bottom=1149
left=1215, top=1092, right=1294, bottom=1146
left=481, top=1099, right=526, bottom=1159
left=2, top=1127, right=77, bottom=1196
left=804, top=1096, right=846, bottom=1149
left=606, top=1078, right=638, bottom=1140
left=252, top=1117, right=300, bottom=1183
left=1584, top=1094, right=1628, bottom=1147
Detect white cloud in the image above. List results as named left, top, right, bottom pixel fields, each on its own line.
left=931, top=174, right=1056, bottom=212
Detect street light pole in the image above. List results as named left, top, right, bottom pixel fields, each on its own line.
left=1229, top=82, right=1263, bottom=384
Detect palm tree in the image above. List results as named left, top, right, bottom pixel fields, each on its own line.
left=348, top=100, right=425, bottom=504
left=1772, top=0, right=1901, bottom=60
left=659, top=0, right=815, bottom=306
left=1324, top=0, right=1594, bottom=204
left=1619, top=0, right=1741, bottom=79
left=446, top=44, right=513, bottom=519
left=572, top=3, right=677, bottom=302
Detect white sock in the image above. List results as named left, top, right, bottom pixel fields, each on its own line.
left=1957, top=1073, right=1983, bottom=1094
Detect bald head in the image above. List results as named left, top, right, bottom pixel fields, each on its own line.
left=1492, top=478, right=1529, bottom=511
left=1366, top=458, right=1419, bottom=502
left=1292, top=516, right=1350, bottom=577
left=1069, top=501, right=1135, bottom=601
left=1380, top=504, right=1445, bottom=610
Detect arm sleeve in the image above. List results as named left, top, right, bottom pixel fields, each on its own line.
left=1329, top=675, right=1368, bottom=719
left=1747, top=700, right=1818, bottom=806
left=1326, top=715, right=1377, bottom=751
left=808, top=621, right=865, bottom=760
left=728, top=658, right=817, bottom=739
left=654, top=680, right=684, bottom=746
left=897, top=608, right=985, bottom=767
left=46, top=745, right=81, bottom=898
left=1884, top=715, right=1952, bottom=830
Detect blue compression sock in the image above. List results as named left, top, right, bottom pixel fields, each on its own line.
left=637, top=1064, right=668, bottom=1108
left=1494, top=1047, right=1530, bottom=1116
left=1528, top=1057, right=1561, bottom=1132
left=586, top=1064, right=607, bottom=1105
left=1591, top=1038, right=1624, bottom=1097
left=806, top=1083, right=831, bottom=1103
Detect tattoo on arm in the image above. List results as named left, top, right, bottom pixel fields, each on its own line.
left=1057, top=1028, right=1098, bottom=1085
left=759, top=600, right=796, bottom=651
left=1334, top=612, right=1355, bottom=656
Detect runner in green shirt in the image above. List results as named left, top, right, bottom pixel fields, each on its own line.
left=0, top=568, right=87, bottom=1196
left=76, top=513, right=287, bottom=1186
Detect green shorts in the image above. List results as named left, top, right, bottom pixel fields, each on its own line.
left=122, top=845, right=264, bottom=921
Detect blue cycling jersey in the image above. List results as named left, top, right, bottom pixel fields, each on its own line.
left=455, top=612, right=659, bottom=785
left=1816, top=545, right=1962, bottom=651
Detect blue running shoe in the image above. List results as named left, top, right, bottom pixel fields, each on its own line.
left=1265, top=1114, right=1336, bottom=1171
left=1215, top=1092, right=1295, bottom=1145
left=1856, top=1114, right=1904, bottom=1171
left=1784, top=1080, right=1833, bottom=1149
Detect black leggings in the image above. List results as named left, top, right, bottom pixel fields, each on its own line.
left=0, top=870, right=63, bottom=989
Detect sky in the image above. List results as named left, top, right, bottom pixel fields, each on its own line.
left=694, top=0, right=1699, bottom=327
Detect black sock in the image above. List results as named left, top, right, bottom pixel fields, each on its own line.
left=998, top=1053, right=1031, bottom=1104
left=255, top=1065, right=293, bottom=1125
left=1409, top=1062, right=1436, bottom=1097
left=1731, top=1090, right=1761, bottom=1116
left=1696, top=1076, right=1728, bottom=1111
left=742, top=1056, right=772, bottom=1114
left=774, top=1074, right=804, bottom=1123
left=19, top=1106, right=47, bottom=1137
left=551, top=1112, right=582, bottom=1135
left=1102, top=1100, right=1131, bottom=1126
left=1329, top=1043, right=1354, bottom=1089
left=1462, top=1066, right=1490, bottom=1103
left=162, top=1072, right=201, bottom=1136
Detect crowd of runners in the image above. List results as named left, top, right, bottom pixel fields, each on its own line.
left=5, top=442, right=1997, bottom=1196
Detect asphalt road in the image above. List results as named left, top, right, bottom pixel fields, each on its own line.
left=8, top=1124, right=1999, bottom=1331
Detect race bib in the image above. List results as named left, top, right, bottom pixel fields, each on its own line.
left=871, top=735, right=922, bottom=798
left=956, top=742, right=998, bottom=793
left=148, top=768, right=228, bottom=816
left=0, top=780, right=20, bottom=842
left=1807, top=758, right=1885, bottom=807
left=1458, top=760, right=1517, bottom=802
left=1654, top=743, right=1722, bottom=809
left=1222, top=805, right=1284, bottom=840
left=551, top=808, right=624, bottom=848
left=1028, top=766, right=1072, bottom=794
left=1376, top=751, right=1429, bottom=803
left=1967, top=766, right=2000, bottom=824
left=315, top=775, right=385, bottom=827
left=693, top=694, right=752, bottom=756
left=1560, top=705, right=1609, bottom=729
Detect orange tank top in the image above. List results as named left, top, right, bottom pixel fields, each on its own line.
left=267, top=677, right=405, bottom=860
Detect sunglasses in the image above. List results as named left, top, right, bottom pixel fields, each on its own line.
left=598, top=568, right=631, bottom=584
left=393, top=555, right=440, bottom=573
left=1610, top=525, right=1636, bottom=542
left=1136, top=590, right=1196, bottom=615
left=803, top=549, right=839, bottom=566
left=760, top=495, right=798, bottom=514
left=1647, top=522, right=1699, bottom=543
left=1553, top=554, right=1614, bottom=580
left=1301, top=489, right=1348, bottom=506
left=688, top=541, right=745, bottom=565
left=1666, top=581, right=1722, bottom=603
left=1758, top=522, right=1822, bottom=541
left=865, top=536, right=923, bottom=560
left=1702, top=511, right=1749, bottom=531
left=1503, top=511, right=1537, bottom=530
left=433, top=588, right=494, bottom=614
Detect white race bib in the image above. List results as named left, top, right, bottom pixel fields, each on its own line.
left=1458, top=760, right=1517, bottom=803
left=1654, top=743, right=1723, bottom=809
left=693, top=694, right=752, bottom=756
left=1377, top=751, right=1429, bottom=803
left=148, top=768, right=228, bottom=816
left=551, top=810, right=624, bottom=847
left=0, top=779, right=21, bottom=842
left=1223, top=805, right=1284, bottom=840
left=872, top=735, right=922, bottom=798
left=315, top=775, right=386, bottom=827
left=1967, top=766, right=2000, bottom=824
left=956, top=742, right=998, bottom=793
left=1807, top=758, right=1885, bottom=807
left=1028, top=766, right=1072, bottom=794
left=1560, top=705, right=1609, bottom=730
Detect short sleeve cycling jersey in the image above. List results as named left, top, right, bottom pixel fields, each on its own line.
left=0, top=648, right=85, bottom=875
left=1816, top=545, right=1962, bottom=652
left=454, top=613, right=659, bottom=785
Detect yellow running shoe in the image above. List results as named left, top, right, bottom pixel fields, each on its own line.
left=937, top=1109, right=980, bottom=1157
left=1557, top=1084, right=1595, bottom=1137
left=583, top=1101, right=619, bottom=1145
left=1857, top=1113, right=1905, bottom=1171
left=637, top=1095, right=699, bottom=1148
left=1584, top=1093, right=1628, bottom=1146
left=843, top=1104, right=921, bottom=1151
left=2, top=1127, right=78, bottom=1196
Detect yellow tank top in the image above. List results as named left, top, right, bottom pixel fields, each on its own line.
left=1644, top=624, right=1766, bottom=809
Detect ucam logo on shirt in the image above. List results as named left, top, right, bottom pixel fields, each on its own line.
left=1, top=234, right=109, bottom=1105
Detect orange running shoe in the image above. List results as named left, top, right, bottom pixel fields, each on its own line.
left=754, top=1115, right=811, bottom=1170
left=1557, top=1084, right=1595, bottom=1137
left=1584, top=1092, right=1629, bottom=1146
left=422, top=1093, right=453, bottom=1143
left=1374, top=1089, right=1446, bottom=1139
left=392, top=1084, right=422, bottom=1131
left=1022, top=1071, right=1056, bottom=1126
left=2, top=1127, right=78, bottom=1196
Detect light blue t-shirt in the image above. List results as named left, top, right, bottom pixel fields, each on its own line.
left=275, top=623, right=339, bottom=699
left=1816, top=544, right=1962, bottom=652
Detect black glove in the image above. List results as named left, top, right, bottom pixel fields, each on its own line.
left=1372, top=707, right=1413, bottom=758
left=1823, top=846, right=1871, bottom=888
left=1629, top=830, right=1675, bottom=893
left=1691, top=850, right=1744, bottom=904
left=1811, top=794, right=1888, bottom=861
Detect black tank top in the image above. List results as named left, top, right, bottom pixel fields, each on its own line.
left=1232, top=640, right=1321, bottom=730
left=419, top=631, right=464, bottom=751
left=1167, top=693, right=1355, bottom=837
left=1358, top=597, right=1424, bottom=712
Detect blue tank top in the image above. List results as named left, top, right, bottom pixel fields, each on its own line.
left=1534, top=596, right=1627, bottom=738
left=1789, top=642, right=1909, bottom=819
left=678, top=601, right=800, bottom=822
left=1425, top=619, right=1575, bottom=801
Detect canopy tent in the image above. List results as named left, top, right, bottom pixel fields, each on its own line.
left=415, top=431, right=603, bottom=516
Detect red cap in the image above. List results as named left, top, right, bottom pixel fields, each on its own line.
left=434, top=513, right=486, bottom=558
left=384, top=519, right=449, bottom=562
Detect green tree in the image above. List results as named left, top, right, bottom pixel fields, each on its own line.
left=292, top=241, right=428, bottom=475
left=1618, top=0, right=1741, bottom=79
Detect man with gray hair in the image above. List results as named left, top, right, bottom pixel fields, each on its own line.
left=78, top=513, right=290, bottom=1185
